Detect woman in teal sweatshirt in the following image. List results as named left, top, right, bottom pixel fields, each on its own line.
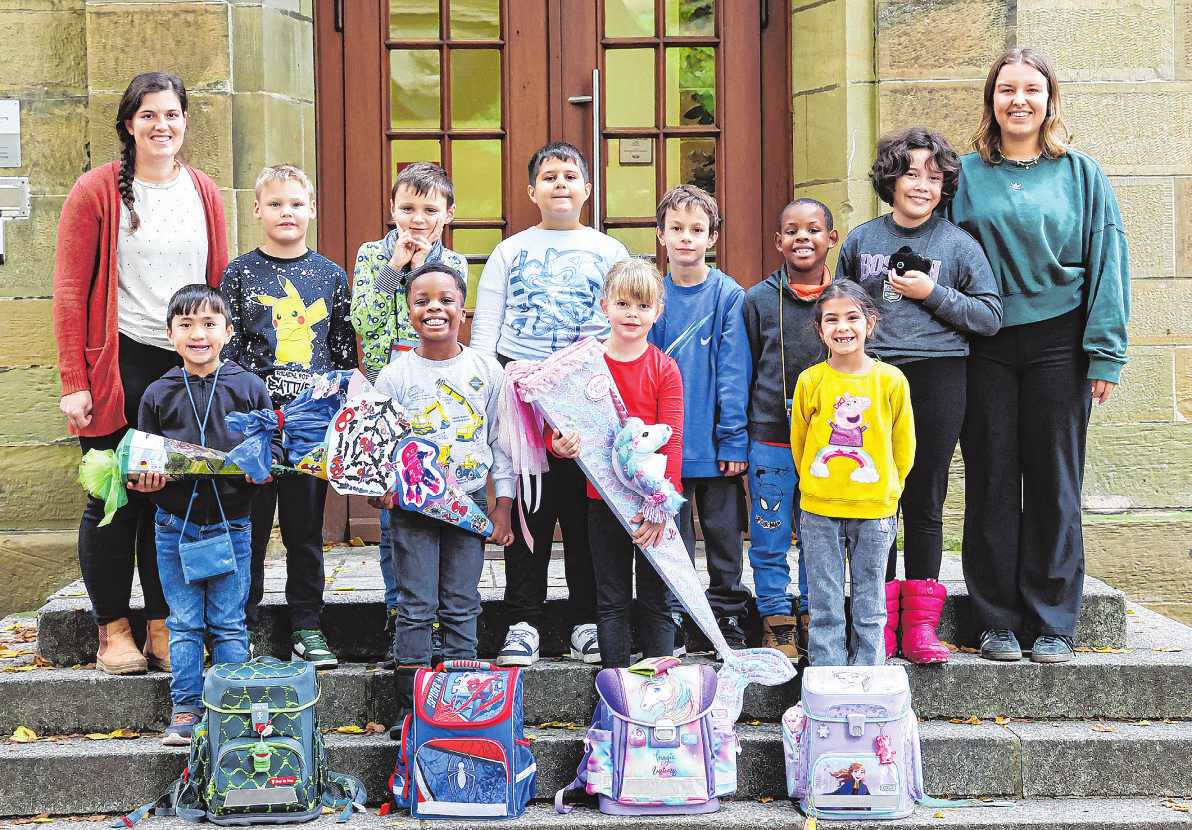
left=947, top=48, right=1130, bottom=665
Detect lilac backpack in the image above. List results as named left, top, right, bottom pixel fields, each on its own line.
left=783, top=665, right=923, bottom=820
left=555, top=659, right=739, bottom=815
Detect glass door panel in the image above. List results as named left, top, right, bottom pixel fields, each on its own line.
left=385, top=0, right=507, bottom=310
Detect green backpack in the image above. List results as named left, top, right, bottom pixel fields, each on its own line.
left=117, top=658, right=366, bottom=825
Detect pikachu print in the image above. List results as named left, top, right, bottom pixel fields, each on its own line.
left=257, top=278, right=328, bottom=367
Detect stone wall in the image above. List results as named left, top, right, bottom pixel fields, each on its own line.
left=0, top=0, right=315, bottom=617
left=792, top=0, right=1192, bottom=624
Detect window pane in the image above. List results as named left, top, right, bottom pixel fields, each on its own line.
left=450, top=49, right=502, bottom=129
left=665, top=0, right=714, bottom=36
left=666, top=46, right=715, bottom=126
left=605, top=139, right=657, bottom=217
left=605, top=226, right=658, bottom=257
left=666, top=136, right=715, bottom=196
left=390, top=50, right=441, bottom=129
left=451, top=227, right=504, bottom=307
left=605, top=49, right=655, bottom=128
left=450, top=0, right=500, bottom=39
left=389, top=0, right=439, bottom=39
left=605, top=0, right=654, bottom=38
left=391, top=140, right=445, bottom=187
left=451, top=139, right=503, bottom=220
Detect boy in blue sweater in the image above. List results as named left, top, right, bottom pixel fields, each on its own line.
left=647, top=185, right=752, bottom=650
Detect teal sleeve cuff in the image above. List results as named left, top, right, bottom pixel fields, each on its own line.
left=1087, top=357, right=1124, bottom=384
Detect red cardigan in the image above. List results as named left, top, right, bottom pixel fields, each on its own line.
left=53, top=160, right=228, bottom=437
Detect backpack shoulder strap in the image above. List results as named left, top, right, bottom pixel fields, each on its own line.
left=322, top=770, right=368, bottom=822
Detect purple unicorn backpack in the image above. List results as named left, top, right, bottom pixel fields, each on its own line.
left=555, top=658, right=738, bottom=815
left=783, top=665, right=923, bottom=820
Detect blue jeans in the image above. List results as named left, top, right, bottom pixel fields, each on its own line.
left=378, top=509, right=399, bottom=611
left=388, top=494, right=487, bottom=667
left=155, top=508, right=251, bottom=707
left=801, top=510, right=896, bottom=667
left=747, top=441, right=808, bottom=617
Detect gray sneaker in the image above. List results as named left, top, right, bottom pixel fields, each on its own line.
left=979, top=629, right=1023, bottom=661
left=1030, top=635, right=1074, bottom=663
left=162, top=704, right=203, bottom=746
left=291, top=629, right=338, bottom=669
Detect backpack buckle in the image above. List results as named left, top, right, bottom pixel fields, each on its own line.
left=251, top=702, right=272, bottom=736
left=847, top=713, right=866, bottom=737
left=653, top=719, right=677, bottom=743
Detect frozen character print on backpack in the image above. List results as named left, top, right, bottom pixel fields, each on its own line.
left=828, top=763, right=871, bottom=802
left=809, top=392, right=879, bottom=483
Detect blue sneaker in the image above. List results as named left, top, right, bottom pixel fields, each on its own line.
left=162, top=705, right=203, bottom=746
left=979, top=629, right=1023, bottom=661
left=1030, top=635, right=1074, bottom=663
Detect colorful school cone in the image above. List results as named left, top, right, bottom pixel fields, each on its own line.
left=324, top=390, right=494, bottom=537
left=77, top=429, right=294, bottom=527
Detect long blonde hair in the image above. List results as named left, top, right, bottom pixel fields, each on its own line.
left=971, top=48, right=1071, bottom=162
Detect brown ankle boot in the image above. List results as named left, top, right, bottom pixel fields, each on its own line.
left=762, top=615, right=801, bottom=661
left=143, top=618, right=172, bottom=673
left=96, top=618, right=148, bottom=675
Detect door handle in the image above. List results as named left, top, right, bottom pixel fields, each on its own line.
left=568, top=69, right=601, bottom=231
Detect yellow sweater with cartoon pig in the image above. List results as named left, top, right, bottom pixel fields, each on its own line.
left=789, top=361, right=915, bottom=520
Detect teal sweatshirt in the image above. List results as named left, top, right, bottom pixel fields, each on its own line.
left=947, top=150, right=1130, bottom=383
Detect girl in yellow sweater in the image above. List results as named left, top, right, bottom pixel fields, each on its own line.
left=790, top=281, right=915, bottom=666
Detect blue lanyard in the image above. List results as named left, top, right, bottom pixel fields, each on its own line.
left=180, top=362, right=228, bottom=531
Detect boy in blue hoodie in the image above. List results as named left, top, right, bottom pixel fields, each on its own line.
left=647, top=185, right=751, bottom=650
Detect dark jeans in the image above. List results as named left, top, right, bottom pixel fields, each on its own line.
left=960, top=309, right=1091, bottom=640
left=389, top=492, right=487, bottom=666
left=245, top=474, right=328, bottom=631
left=672, top=475, right=751, bottom=619
left=886, top=357, right=966, bottom=582
left=501, top=455, right=597, bottom=630
left=589, top=498, right=674, bottom=669
left=77, top=335, right=179, bottom=625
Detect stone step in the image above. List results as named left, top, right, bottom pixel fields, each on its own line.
left=34, top=549, right=1128, bottom=666
left=3, top=719, right=1192, bottom=817
left=40, top=798, right=1192, bottom=829
left=7, top=602, right=1189, bottom=738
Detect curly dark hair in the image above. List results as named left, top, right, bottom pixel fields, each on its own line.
left=115, top=72, right=189, bottom=233
left=868, top=127, right=960, bottom=211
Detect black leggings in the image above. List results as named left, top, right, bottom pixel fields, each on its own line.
left=886, top=356, right=966, bottom=582
left=77, top=335, right=180, bottom=625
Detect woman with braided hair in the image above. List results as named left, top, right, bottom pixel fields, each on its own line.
left=53, top=72, right=227, bottom=675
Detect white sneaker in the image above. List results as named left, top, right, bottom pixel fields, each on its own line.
left=496, top=622, right=539, bottom=667
left=569, top=623, right=601, bottom=663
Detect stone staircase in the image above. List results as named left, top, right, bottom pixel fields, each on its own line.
left=3, top=550, right=1192, bottom=828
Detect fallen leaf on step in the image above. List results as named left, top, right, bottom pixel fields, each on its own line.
left=1074, top=647, right=1091, bottom=652
left=934, top=812, right=944, bottom=818
left=1092, top=724, right=1115, bottom=732
left=942, top=642, right=959, bottom=653
left=365, top=722, right=387, bottom=734
left=109, top=728, right=139, bottom=739
left=1160, top=798, right=1189, bottom=812
left=1154, top=647, right=1183, bottom=652
left=1126, top=609, right=1135, bottom=614
left=11, top=726, right=37, bottom=743
left=334, top=725, right=366, bottom=734
left=1091, top=647, right=1131, bottom=653
left=334, top=586, right=356, bottom=591
left=757, top=797, right=773, bottom=803
left=538, top=721, right=580, bottom=729
left=994, top=716, right=1011, bottom=725
left=1136, top=720, right=1152, bottom=726
left=958, top=646, right=979, bottom=654
left=950, top=716, right=982, bottom=725
left=84, top=733, right=110, bottom=741
left=349, top=537, right=365, bottom=546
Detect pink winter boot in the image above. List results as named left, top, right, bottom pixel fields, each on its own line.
left=900, top=579, right=950, bottom=664
left=884, top=580, right=901, bottom=659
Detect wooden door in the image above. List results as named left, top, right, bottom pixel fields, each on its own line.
left=314, top=0, right=791, bottom=539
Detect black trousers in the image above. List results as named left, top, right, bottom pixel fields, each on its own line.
left=501, top=455, right=597, bottom=630
left=589, top=498, right=673, bottom=668
left=960, top=309, right=1091, bottom=640
left=674, top=475, right=751, bottom=618
left=245, top=475, right=329, bottom=631
left=77, top=335, right=178, bottom=625
left=886, top=357, right=966, bottom=582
